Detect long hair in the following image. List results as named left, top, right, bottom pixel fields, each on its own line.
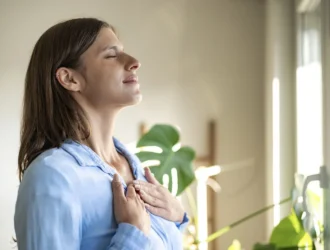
left=18, top=18, right=113, bottom=181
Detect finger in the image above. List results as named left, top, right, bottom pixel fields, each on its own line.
left=112, top=174, right=126, bottom=203
left=144, top=167, right=160, bottom=185
left=140, top=189, right=164, bottom=207
left=137, top=193, right=144, bottom=203
left=126, top=185, right=137, bottom=199
left=137, top=193, right=142, bottom=202
left=133, top=181, right=163, bottom=199
left=145, top=204, right=167, bottom=218
left=137, top=195, right=146, bottom=209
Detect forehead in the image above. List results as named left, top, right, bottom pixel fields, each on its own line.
left=90, top=27, right=122, bottom=54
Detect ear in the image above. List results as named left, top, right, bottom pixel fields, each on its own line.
left=56, top=67, right=82, bottom=92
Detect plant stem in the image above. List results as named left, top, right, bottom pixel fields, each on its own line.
left=197, top=197, right=291, bottom=244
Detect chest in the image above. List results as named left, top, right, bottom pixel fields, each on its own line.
left=76, top=167, right=182, bottom=250
left=111, top=154, right=135, bottom=184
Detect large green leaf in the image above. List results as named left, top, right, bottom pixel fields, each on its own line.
left=253, top=243, right=276, bottom=250
left=270, top=211, right=313, bottom=249
left=135, top=124, right=196, bottom=195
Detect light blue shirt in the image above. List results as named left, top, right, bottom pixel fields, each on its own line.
left=14, top=138, right=189, bottom=250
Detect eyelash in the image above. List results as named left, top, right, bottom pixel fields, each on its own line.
left=105, top=55, right=117, bottom=59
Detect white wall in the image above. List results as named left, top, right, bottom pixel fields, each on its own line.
left=209, top=1, right=267, bottom=249
left=265, top=0, right=296, bottom=236
left=0, top=0, right=266, bottom=249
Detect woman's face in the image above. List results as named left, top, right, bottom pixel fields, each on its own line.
left=73, top=27, right=141, bottom=111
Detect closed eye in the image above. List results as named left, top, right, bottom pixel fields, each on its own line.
left=105, top=55, right=117, bottom=59
left=101, top=45, right=123, bottom=59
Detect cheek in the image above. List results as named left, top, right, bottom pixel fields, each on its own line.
left=79, top=61, right=128, bottom=105
left=98, top=64, right=122, bottom=87
left=85, top=65, right=121, bottom=90
left=85, top=80, right=120, bottom=102
left=84, top=73, right=123, bottom=104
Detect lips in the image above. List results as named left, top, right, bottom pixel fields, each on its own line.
left=123, top=75, right=138, bottom=84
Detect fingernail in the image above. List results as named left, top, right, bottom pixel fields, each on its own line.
left=113, top=174, right=119, bottom=182
left=133, top=180, right=138, bottom=185
left=140, top=190, right=145, bottom=196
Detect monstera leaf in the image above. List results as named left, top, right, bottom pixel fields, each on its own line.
left=135, top=124, right=196, bottom=196
left=252, top=243, right=276, bottom=250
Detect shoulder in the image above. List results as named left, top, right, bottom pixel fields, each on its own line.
left=19, top=147, right=81, bottom=197
left=14, top=148, right=83, bottom=244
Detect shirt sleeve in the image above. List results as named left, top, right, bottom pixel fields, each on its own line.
left=175, top=212, right=190, bottom=232
left=108, top=223, right=151, bottom=249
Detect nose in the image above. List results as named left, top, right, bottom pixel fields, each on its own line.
left=126, top=56, right=141, bottom=71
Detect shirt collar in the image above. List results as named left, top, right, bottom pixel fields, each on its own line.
left=60, top=137, right=139, bottom=178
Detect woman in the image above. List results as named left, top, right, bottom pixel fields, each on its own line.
left=14, top=17, right=188, bottom=250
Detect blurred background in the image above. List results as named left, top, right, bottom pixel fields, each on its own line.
left=0, top=0, right=329, bottom=249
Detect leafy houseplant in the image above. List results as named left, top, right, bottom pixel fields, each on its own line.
left=135, top=124, right=196, bottom=196
left=135, top=124, right=323, bottom=250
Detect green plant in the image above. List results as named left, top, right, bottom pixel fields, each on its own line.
left=253, top=243, right=276, bottom=250
left=201, top=198, right=291, bottom=244
left=135, top=124, right=323, bottom=250
left=268, top=210, right=313, bottom=249
left=136, top=124, right=196, bottom=195
left=228, top=239, right=242, bottom=250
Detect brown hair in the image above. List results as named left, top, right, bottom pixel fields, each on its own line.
left=18, top=18, right=113, bottom=181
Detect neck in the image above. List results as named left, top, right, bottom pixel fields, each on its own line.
left=84, top=108, right=121, bottom=164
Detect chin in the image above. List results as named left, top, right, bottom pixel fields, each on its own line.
left=126, top=93, right=143, bottom=106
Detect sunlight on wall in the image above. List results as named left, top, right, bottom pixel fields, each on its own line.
left=272, top=78, right=281, bottom=227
